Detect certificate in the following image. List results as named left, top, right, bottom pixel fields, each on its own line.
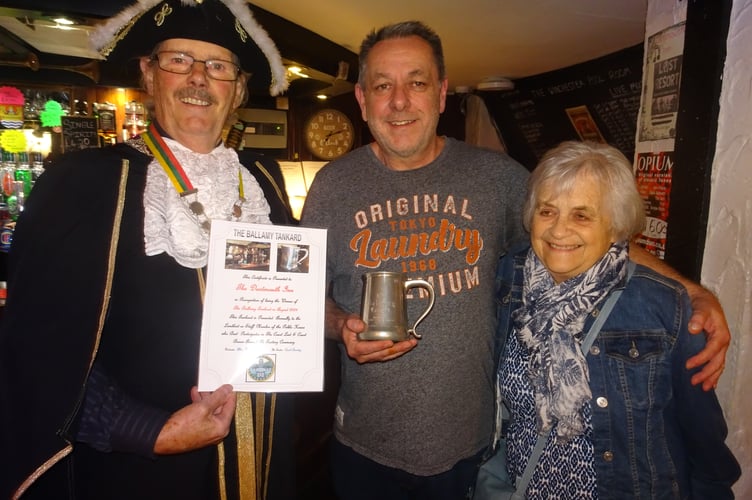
left=198, top=220, right=327, bottom=392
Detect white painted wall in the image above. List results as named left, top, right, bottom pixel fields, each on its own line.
left=704, top=0, right=751, bottom=496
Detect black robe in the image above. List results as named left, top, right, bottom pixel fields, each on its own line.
left=0, top=143, right=296, bottom=499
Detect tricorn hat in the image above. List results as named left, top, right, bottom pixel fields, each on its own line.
left=90, top=0, right=288, bottom=95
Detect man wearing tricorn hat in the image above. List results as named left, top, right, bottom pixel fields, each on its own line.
left=0, top=1, right=295, bottom=499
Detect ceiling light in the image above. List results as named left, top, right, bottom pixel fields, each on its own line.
left=316, top=94, right=328, bottom=100
left=287, top=66, right=309, bottom=79
left=53, top=17, right=75, bottom=25
left=476, top=76, right=515, bottom=91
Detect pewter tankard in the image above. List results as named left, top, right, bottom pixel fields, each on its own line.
left=279, top=244, right=308, bottom=271
left=358, top=271, right=435, bottom=341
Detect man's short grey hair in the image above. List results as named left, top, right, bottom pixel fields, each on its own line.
left=523, top=141, right=646, bottom=241
left=358, top=20, right=446, bottom=87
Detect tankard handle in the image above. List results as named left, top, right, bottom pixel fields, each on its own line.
left=404, top=279, right=435, bottom=339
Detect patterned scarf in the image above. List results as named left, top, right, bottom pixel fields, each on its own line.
left=512, top=241, right=628, bottom=442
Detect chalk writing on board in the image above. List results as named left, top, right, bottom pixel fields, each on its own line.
left=483, top=44, right=644, bottom=169
left=61, top=116, right=99, bottom=152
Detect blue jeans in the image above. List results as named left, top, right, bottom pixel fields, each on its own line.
left=330, top=438, right=484, bottom=500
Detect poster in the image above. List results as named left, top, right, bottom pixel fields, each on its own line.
left=638, top=23, right=686, bottom=142
left=633, top=3, right=687, bottom=259
left=633, top=151, right=674, bottom=258
left=198, top=220, right=327, bottom=392
left=565, top=105, right=606, bottom=142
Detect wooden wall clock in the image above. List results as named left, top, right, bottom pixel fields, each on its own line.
left=303, top=108, right=355, bottom=160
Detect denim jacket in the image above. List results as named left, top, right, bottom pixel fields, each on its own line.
left=494, top=245, right=740, bottom=499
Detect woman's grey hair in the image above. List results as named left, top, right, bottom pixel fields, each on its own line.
left=523, top=141, right=646, bottom=240
left=358, top=21, right=446, bottom=87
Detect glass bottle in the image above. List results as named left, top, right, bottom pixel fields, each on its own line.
left=123, top=100, right=146, bottom=140
left=1, top=151, right=17, bottom=203
left=225, top=121, right=245, bottom=150
left=30, top=152, right=45, bottom=187
left=14, top=152, right=32, bottom=198
left=97, top=102, right=118, bottom=146
left=6, top=182, right=19, bottom=222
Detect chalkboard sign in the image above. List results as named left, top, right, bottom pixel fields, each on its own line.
left=483, top=44, right=644, bottom=170
left=61, top=116, right=99, bottom=152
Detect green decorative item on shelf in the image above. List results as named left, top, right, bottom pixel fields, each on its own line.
left=39, top=100, right=64, bottom=128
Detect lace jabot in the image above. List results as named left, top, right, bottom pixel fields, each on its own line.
left=135, top=136, right=271, bottom=268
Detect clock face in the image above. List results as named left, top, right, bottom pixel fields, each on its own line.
left=304, top=108, right=355, bottom=160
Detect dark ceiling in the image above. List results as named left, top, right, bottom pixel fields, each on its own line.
left=0, top=1, right=358, bottom=98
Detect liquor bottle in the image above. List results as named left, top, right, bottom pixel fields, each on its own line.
left=74, top=99, right=88, bottom=116
left=0, top=177, right=9, bottom=309
left=30, top=152, right=45, bottom=187
left=225, top=121, right=245, bottom=150
left=14, top=152, right=32, bottom=198
left=123, top=101, right=146, bottom=140
left=13, top=181, right=24, bottom=219
left=6, top=182, right=19, bottom=222
left=1, top=151, right=16, bottom=203
left=96, top=102, right=118, bottom=146
left=0, top=200, right=10, bottom=307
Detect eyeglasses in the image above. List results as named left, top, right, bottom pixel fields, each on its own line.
left=151, top=51, right=241, bottom=81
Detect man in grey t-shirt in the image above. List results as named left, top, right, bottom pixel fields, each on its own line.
left=301, top=20, right=731, bottom=500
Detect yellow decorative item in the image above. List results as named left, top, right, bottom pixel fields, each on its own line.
left=0, top=130, right=27, bottom=154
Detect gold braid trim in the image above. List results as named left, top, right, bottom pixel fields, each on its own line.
left=261, top=394, right=276, bottom=500
left=217, top=440, right=228, bottom=500
left=255, top=394, right=264, bottom=481
left=254, top=161, right=290, bottom=213
left=236, top=393, right=257, bottom=498
left=89, top=160, right=130, bottom=371
left=13, top=446, right=72, bottom=500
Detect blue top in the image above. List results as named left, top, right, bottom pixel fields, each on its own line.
left=494, top=245, right=740, bottom=499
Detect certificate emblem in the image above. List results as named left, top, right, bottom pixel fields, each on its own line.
left=247, top=355, right=276, bottom=382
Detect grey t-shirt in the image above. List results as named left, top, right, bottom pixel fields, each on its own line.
left=301, top=138, right=529, bottom=475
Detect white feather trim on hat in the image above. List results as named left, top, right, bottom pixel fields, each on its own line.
left=220, top=0, right=288, bottom=96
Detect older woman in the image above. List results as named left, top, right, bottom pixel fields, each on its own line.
left=492, top=141, right=739, bottom=498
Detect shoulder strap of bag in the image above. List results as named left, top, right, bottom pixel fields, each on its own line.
left=510, top=260, right=636, bottom=498
left=580, top=260, right=635, bottom=353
